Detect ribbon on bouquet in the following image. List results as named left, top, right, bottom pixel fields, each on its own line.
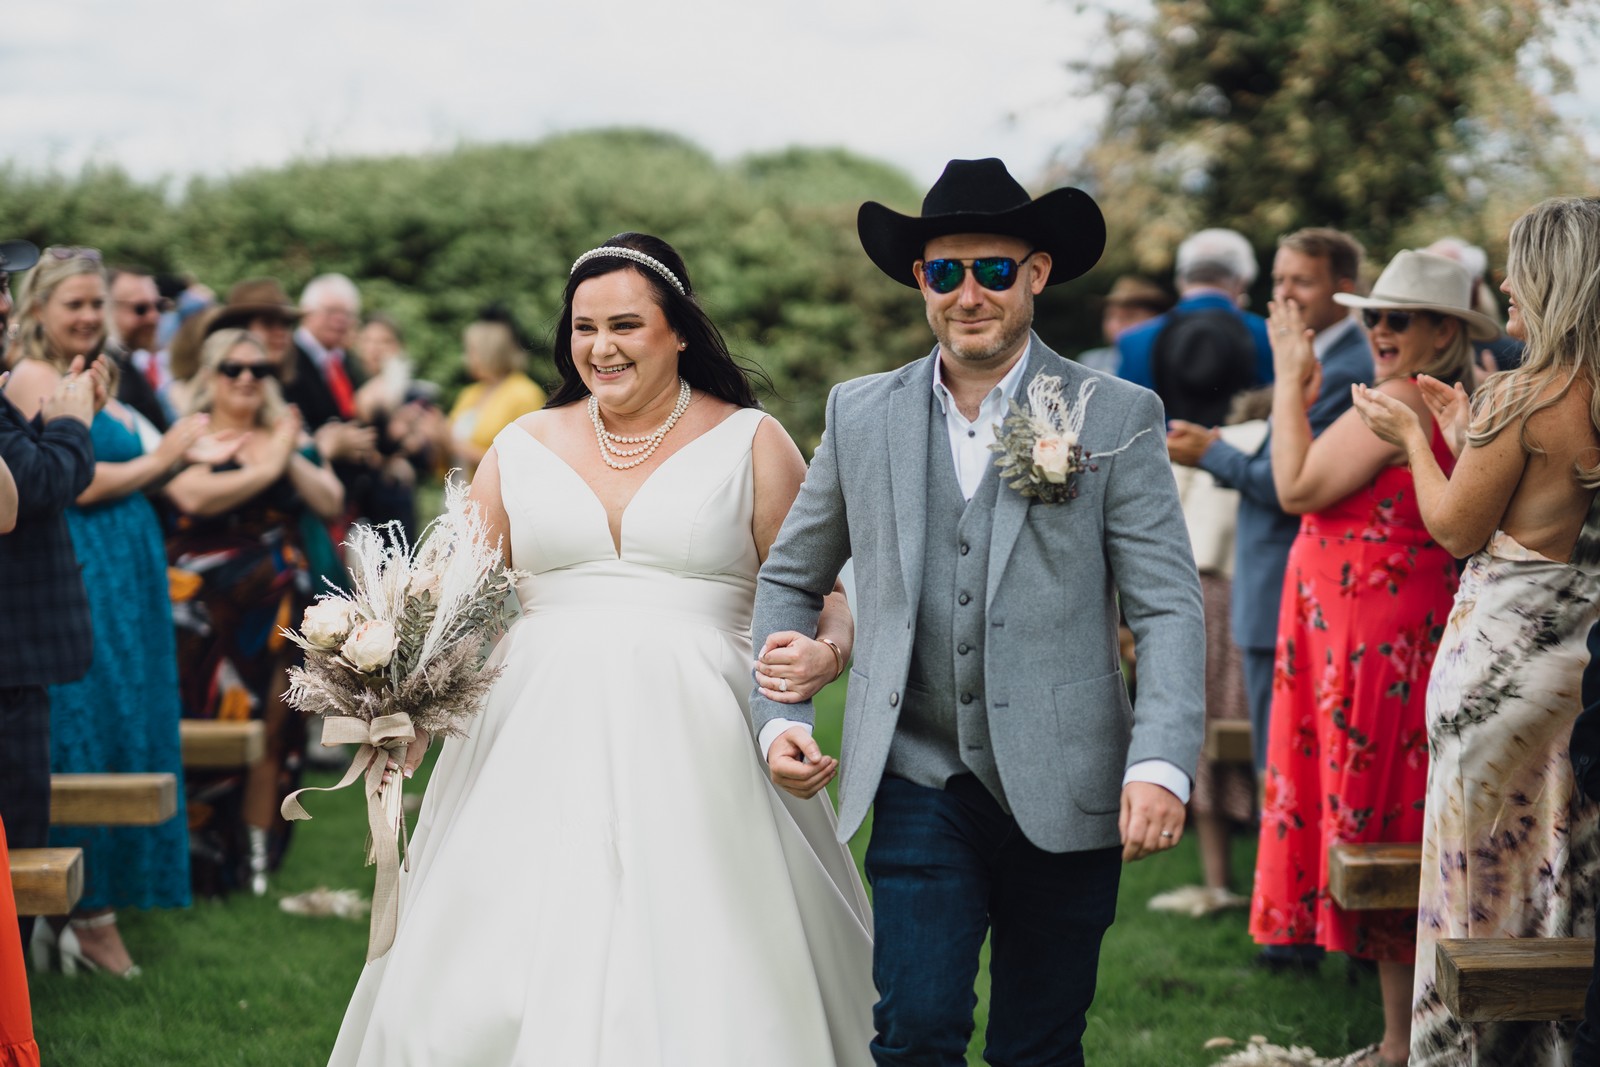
left=281, top=712, right=415, bottom=961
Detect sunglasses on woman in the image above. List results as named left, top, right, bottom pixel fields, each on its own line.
left=1361, top=308, right=1436, bottom=333
left=216, top=360, right=277, bottom=380
left=921, top=251, right=1039, bottom=294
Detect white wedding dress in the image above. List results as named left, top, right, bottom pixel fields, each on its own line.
left=329, top=408, right=875, bottom=1066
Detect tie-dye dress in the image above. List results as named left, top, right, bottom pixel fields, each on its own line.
left=1411, top=493, right=1600, bottom=1066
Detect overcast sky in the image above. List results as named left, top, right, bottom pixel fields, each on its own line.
left=2, top=0, right=1109, bottom=189
left=5, top=2, right=1596, bottom=192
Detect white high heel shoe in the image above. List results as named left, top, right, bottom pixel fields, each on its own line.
left=59, top=913, right=142, bottom=979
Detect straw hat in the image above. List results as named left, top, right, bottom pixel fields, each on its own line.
left=1333, top=250, right=1500, bottom=341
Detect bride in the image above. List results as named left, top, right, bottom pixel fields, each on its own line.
left=328, top=234, right=875, bottom=1066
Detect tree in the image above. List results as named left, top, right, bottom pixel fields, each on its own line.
left=1059, top=0, right=1597, bottom=277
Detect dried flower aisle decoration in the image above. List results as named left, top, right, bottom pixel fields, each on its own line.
left=989, top=374, right=1150, bottom=504
left=278, top=478, right=523, bottom=960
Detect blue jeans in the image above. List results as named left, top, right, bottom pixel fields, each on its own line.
left=865, top=774, right=1121, bottom=1067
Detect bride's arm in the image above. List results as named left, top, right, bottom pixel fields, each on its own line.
left=383, top=446, right=512, bottom=791
left=750, top=416, right=850, bottom=703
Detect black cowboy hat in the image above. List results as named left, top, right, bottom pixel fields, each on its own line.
left=857, top=158, right=1105, bottom=289
left=0, top=240, right=40, bottom=274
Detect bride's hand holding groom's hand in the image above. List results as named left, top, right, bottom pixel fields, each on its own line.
left=755, top=631, right=839, bottom=704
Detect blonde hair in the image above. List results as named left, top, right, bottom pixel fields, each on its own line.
left=6, top=249, right=109, bottom=372
left=464, top=320, right=526, bottom=378
left=187, top=329, right=286, bottom=426
left=1394, top=313, right=1474, bottom=393
left=1467, top=196, right=1600, bottom=486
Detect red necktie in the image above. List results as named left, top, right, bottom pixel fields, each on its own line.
left=324, top=352, right=356, bottom=420
left=145, top=355, right=162, bottom=390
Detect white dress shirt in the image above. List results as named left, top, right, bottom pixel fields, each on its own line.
left=762, top=345, right=1191, bottom=804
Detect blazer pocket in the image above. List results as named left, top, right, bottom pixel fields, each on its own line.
left=1052, top=671, right=1134, bottom=815
left=841, top=667, right=870, bottom=755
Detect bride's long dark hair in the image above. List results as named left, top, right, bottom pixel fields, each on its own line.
left=546, top=232, right=764, bottom=410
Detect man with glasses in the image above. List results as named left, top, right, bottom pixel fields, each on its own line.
left=751, top=158, right=1205, bottom=1065
left=0, top=240, right=36, bottom=363
left=1166, top=228, right=1370, bottom=973
left=105, top=266, right=171, bottom=432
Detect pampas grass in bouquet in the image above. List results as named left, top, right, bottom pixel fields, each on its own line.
left=278, top=478, right=523, bottom=959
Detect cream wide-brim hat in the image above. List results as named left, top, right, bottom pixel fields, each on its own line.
left=1333, top=249, right=1500, bottom=341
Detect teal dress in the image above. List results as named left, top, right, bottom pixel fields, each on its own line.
left=48, top=409, right=191, bottom=911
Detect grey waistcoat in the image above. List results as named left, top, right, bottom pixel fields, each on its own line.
left=885, top=394, right=1006, bottom=809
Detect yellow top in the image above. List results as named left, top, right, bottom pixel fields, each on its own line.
left=449, top=372, right=547, bottom=475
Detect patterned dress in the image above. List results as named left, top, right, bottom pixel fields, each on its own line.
left=1410, top=494, right=1600, bottom=1066
left=47, top=410, right=191, bottom=912
left=1250, top=432, right=1458, bottom=960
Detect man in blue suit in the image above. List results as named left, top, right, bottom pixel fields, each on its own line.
left=1167, top=227, right=1371, bottom=969
left=1115, top=228, right=1274, bottom=390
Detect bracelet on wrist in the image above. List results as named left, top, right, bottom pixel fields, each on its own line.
left=819, top=637, right=846, bottom=681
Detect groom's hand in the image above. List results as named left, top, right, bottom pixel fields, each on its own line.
left=1119, top=781, right=1185, bottom=862
left=767, top=726, right=838, bottom=800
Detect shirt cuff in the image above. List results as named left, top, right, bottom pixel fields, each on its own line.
left=1123, top=758, right=1191, bottom=805
left=758, top=718, right=812, bottom=763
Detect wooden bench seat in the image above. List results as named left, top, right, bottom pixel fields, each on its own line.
left=10, top=847, right=84, bottom=916
left=51, top=772, right=179, bottom=826
left=1437, top=937, right=1593, bottom=1021
left=180, top=720, right=266, bottom=768
left=1202, top=720, right=1252, bottom=765
left=1327, top=841, right=1421, bottom=910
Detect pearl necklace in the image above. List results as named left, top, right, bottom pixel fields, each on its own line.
left=588, top=377, right=692, bottom=470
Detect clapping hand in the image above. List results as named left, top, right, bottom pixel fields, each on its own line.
left=1350, top=383, right=1426, bottom=454
left=186, top=429, right=247, bottom=467
left=1166, top=420, right=1220, bottom=467
left=266, top=406, right=304, bottom=470
left=154, top=413, right=211, bottom=467
left=40, top=357, right=97, bottom=426
left=1267, top=299, right=1321, bottom=410
left=1416, top=373, right=1473, bottom=458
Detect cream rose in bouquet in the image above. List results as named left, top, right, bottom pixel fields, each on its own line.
left=278, top=478, right=522, bottom=959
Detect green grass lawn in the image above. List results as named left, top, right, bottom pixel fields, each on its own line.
left=29, top=680, right=1381, bottom=1065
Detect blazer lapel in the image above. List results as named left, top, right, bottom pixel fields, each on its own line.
left=888, top=354, right=935, bottom=609
left=986, top=338, right=1061, bottom=612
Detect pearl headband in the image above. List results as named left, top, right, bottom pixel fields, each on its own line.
left=569, top=246, right=686, bottom=296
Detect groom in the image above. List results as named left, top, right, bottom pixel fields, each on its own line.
left=750, top=159, right=1205, bottom=1066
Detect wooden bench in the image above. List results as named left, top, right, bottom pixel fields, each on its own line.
left=1437, top=938, right=1593, bottom=1021
left=1327, top=842, right=1421, bottom=910
left=180, top=720, right=266, bottom=768
left=51, top=773, right=179, bottom=826
left=10, top=847, right=84, bottom=916
left=1202, top=720, right=1253, bottom=765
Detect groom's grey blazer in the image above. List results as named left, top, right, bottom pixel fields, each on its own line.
left=751, top=335, right=1205, bottom=853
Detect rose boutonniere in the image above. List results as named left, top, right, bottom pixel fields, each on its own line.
left=990, top=374, right=1149, bottom=504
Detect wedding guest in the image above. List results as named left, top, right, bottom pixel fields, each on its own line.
left=349, top=313, right=439, bottom=538
left=1254, top=250, right=1494, bottom=1066
left=165, top=329, right=343, bottom=896
left=1166, top=231, right=1370, bottom=904
left=104, top=266, right=170, bottom=433
left=438, top=305, right=546, bottom=482
left=0, top=814, right=40, bottom=1067
left=6, top=249, right=205, bottom=976
left=329, top=233, right=872, bottom=1065
left=1076, top=275, right=1171, bottom=375
left=290, top=273, right=376, bottom=468
left=1355, top=197, right=1600, bottom=1067
left=0, top=241, right=103, bottom=952
left=0, top=240, right=39, bottom=362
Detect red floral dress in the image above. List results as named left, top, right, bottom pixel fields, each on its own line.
left=1249, top=430, right=1457, bottom=962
